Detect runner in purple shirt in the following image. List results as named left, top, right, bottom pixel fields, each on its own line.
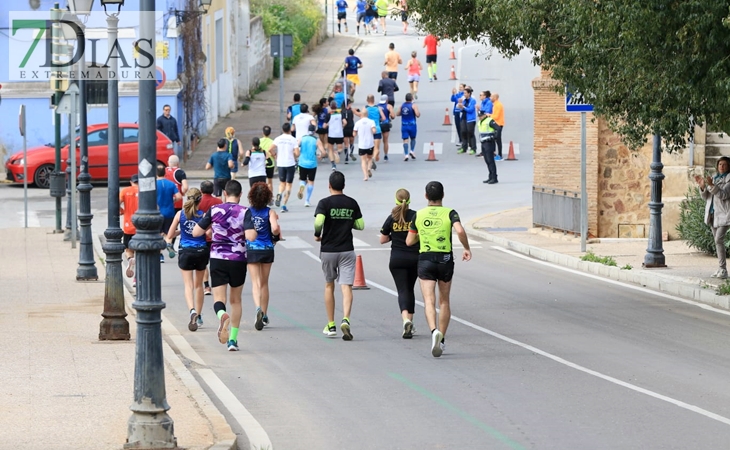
left=193, top=180, right=257, bottom=352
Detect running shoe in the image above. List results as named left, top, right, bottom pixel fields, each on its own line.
left=468, top=149, right=476, bottom=155
left=262, top=315, right=269, bottom=327
left=125, top=257, right=135, bottom=278
left=254, top=307, right=264, bottom=331
left=495, top=155, right=503, bottom=161
left=475, top=153, right=483, bottom=157
left=305, top=201, right=311, bottom=207
left=204, top=286, right=212, bottom=296
left=196, top=315, right=204, bottom=328
left=404, top=157, right=409, bottom=162
left=456, top=149, right=466, bottom=154
left=429, top=78, right=433, bottom=82
left=402, top=319, right=414, bottom=339
left=431, top=329, right=444, bottom=357
left=323, top=324, right=337, bottom=337
left=227, top=340, right=239, bottom=351
left=372, top=161, right=377, bottom=170
left=167, top=243, right=176, bottom=259
left=341, top=318, right=353, bottom=341
left=281, top=205, right=289, bottom=213
left=298, top=185, right=305, bottom=199
left=368, top=169, right=372, bottom=178
left=409, top=152, right=416, bottom=160
left=350, top=153, right=357, bottom=161
left=160, top=254, right=165, bottom=263
left=433, top=74, right=438, bottom=81
left=218, top=312, right=231, bottom=344
left=415, top=93, right=418, bottom=100
left=188, top=311, right=199, bottom=332
left=384, top=154, right=389, bottom=162
left=439, top=340, right=446, bottom=355
left=275, top=193, right=282, bottom=207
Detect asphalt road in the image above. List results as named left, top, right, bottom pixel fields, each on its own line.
left=7, top=18, right=730, bottom=450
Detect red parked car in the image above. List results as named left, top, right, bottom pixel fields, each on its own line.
left=5, top=123, right=175, bottom=188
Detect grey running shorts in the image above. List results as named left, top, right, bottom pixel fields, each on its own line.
left=320, top=251, right=356, bottom=285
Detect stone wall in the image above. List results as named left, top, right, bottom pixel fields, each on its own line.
left=247, top=16, right=273, bottom=95
left=533, top=69, right=696, bottom=239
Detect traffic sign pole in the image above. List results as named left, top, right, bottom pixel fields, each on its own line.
left=565, top=89, right=593, bottom=251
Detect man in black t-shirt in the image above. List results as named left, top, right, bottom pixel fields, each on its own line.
left=314, top=171, right=364, bottom=341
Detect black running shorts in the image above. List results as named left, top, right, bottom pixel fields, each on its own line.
left=328, top=137, right=344, bottom=145
left=426, top=54, right=437, bottom=64
left=337, top=11, right=346, bottom=20
left=213, top=177, right=229, bottom=197
left=266, top=166, right=275, bottom=179
left=278, top=165, right=297, bottom=183
left=123, top=233, right=134, bottom=249
left=358, top=147, right=374, bottom=156
left=417, top=256, right=455, bottom=282
left=178, top=246, right=210, bottom=271
left=249, top=175, right=267, bottom=187
left=380, top=122, right=392, bottom=133
left=160, top=215, right=174, bottom=235
left=299, top=167, right=317, bottom=182
left=209, top=258, right=247, bottom=288
left=247, top=249, right=275, bottom=264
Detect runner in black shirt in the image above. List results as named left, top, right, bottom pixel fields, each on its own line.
left=314, top=171, right=364, bottom=340
left=380, top=188, right=419, bottom=339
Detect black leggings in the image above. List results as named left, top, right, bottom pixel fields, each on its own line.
left=389, top=253, right=419, bottom=314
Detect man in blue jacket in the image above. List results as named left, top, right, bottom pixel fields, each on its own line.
left=456, top=87, right=477, bottom=155
left=156, top=104, right=180, bottom=156
left=450, top=84, right=465, bottom=149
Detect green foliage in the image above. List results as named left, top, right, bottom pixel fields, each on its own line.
left=408, top=0, right=730, bottom=151
left=252, top=0, right=324, bottom=77
left=621, top=264, right=633, bottom=270
left=580, top=250, right=617, bottom=267
left=675, top=186, right=729, bottom=256
left=716, top=281, right=730, bottom=296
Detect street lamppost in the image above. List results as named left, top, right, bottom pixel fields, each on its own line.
left=64, top=0, right=98, bottom=281
left=124, top=0, right=178, bottom=446
left=643, top=133, right=667, bottom=268
left=98, top=0, right=129, bottom=340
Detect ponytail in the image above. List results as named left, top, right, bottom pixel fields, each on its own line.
left=183, top=187, right=203, bottom=220
left=391, top=188, right=411, bottom=227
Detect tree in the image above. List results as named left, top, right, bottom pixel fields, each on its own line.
left=409, top=0, right=730, bottom=150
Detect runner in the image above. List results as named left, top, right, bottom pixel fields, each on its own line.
left=286, top=93, right=302, bottom=129
left=313, top=98, right=330, bottom=149
left=380, top=188, right=419, bottom=338
left=399, top=0, right=409, bottom=34
left=120, top=174, right=139, bottom=286
left=295, top=124, right=324, bottom=207
left=342, top=101, right=357, bottom=164
left=344, top=48, right=363, bottom=97
left=404, top=50, right=422, bottom=99
left=375, top=0, right=390, bottom=35
left=331, top=82, right=346, bottom=109
left=224, top=127, right=243, bottom=180
left=353, top=106, right=377, bottom=181
left=259, top=125, right=276, bottom=197
left=327, top=101, right=347, bottom=171
left=378, top=94, right=394, bottom=161
left=377, top=70, right=399, bottom=107
left=336, top=0, right=349, bottom=33
left=270, top=123, right=298, bottom=212
left=192, top=180, right=257, bottom=352
left=198, top=180, right=223, bottom=301
left=205, top=139, right=234, bottom=200
left=423, top=33, right=440, bottom=81
left=165, top=187, right=209, bottom=332
left=291, top=104, right=316, bottom=143
left=353, top=0, right=367, bottom=35
left=245, top=182, right=281, bottom=330
left=365, top=0, right=379, bottom=34
left=365, top=95, right=385, bottom=165
left=157, top=164, right=182, bottom=263
left=314, top=171, right=364, bottom=340
left=406, top=181, right=472, bottom=357
left=242, top=137, right=268, bottom=188
left=384, top=42, right=402, bottom=79
left=397, top=93, right=420, bottom=161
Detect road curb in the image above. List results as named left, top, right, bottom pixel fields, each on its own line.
left=91, top=234, right=238, bottom=450
left=465, top=213, right=730, bottom=311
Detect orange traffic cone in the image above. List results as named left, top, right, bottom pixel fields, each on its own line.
left=352, top=255, right=370, bottom=290
left=449, top=46, right=456, bottom=60
left=506, top=140, right=517, bottom=161
left=442, top=108, right=451, bottom=126
left=449, top=65, right=457, bottom=80
left=426, top=142, right=438, bottom=162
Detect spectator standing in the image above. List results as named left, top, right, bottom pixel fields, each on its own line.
left=450, top=84, right=465, bottom=148
left=156, top=104, right=180, bottom=157
left=457, top=87, right=477, bottom=155
left=491, top=93, right=505, bottom=159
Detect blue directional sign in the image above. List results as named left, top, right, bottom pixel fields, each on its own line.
left=566, top=90, right=594, bottom=113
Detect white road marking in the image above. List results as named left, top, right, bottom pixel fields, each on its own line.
left=493, top=246, right=730, bottom=318
left=198, top=368, right=273, bottom=449
left=277, top=235, right=314, bottom=249
left=348, top=255, right=730, bottom=427
left=352, top=237, right=371, bottom=247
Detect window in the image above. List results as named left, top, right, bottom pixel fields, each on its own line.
left=88, top=129, right=108, bottom=146
left=122, top=128, right=139, bottom=143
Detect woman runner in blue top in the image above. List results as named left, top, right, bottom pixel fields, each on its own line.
left=165, top=187, right=210, bottom=332
left=244, top=182, right=281, bottom=330
left=313, top=98, right=330, bottom=149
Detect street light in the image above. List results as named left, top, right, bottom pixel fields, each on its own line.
left=60, top=11, right=98, bottom=281
left=125, top=0, right=177, bottom=447
left=173, top=0, right=212, bottom=25
left=98, top=0, right=129, bottom=340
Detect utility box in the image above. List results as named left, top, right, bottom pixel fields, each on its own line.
left=49, top=172, right=66, bottom=197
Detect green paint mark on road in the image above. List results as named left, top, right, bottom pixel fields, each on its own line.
left=388, top=372, right=526, bottom=450
left=268, top=305, right=335, bottom=341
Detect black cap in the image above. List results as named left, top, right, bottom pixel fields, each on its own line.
left=308, top=124, right=317, bottom=133
left=130, top=174, right=138, bottom=183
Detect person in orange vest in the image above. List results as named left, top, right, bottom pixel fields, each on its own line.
left=490, top=93, right=505, bottom=159
left=165, top=154, right=189, bottom=249
left=120, top=175, right=139, bottom=285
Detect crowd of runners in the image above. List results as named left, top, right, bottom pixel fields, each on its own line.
left=121, top=16, right=513, bottom=357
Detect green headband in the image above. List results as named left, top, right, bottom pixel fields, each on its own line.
left=395, top=196, right=410, bottom=205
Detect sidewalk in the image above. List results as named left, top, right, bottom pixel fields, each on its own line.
left=0, top=227, right=236, bottom=450
left=467, top=208, right=730, bottom=310
left=184, top=33, right=361, bottom=179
